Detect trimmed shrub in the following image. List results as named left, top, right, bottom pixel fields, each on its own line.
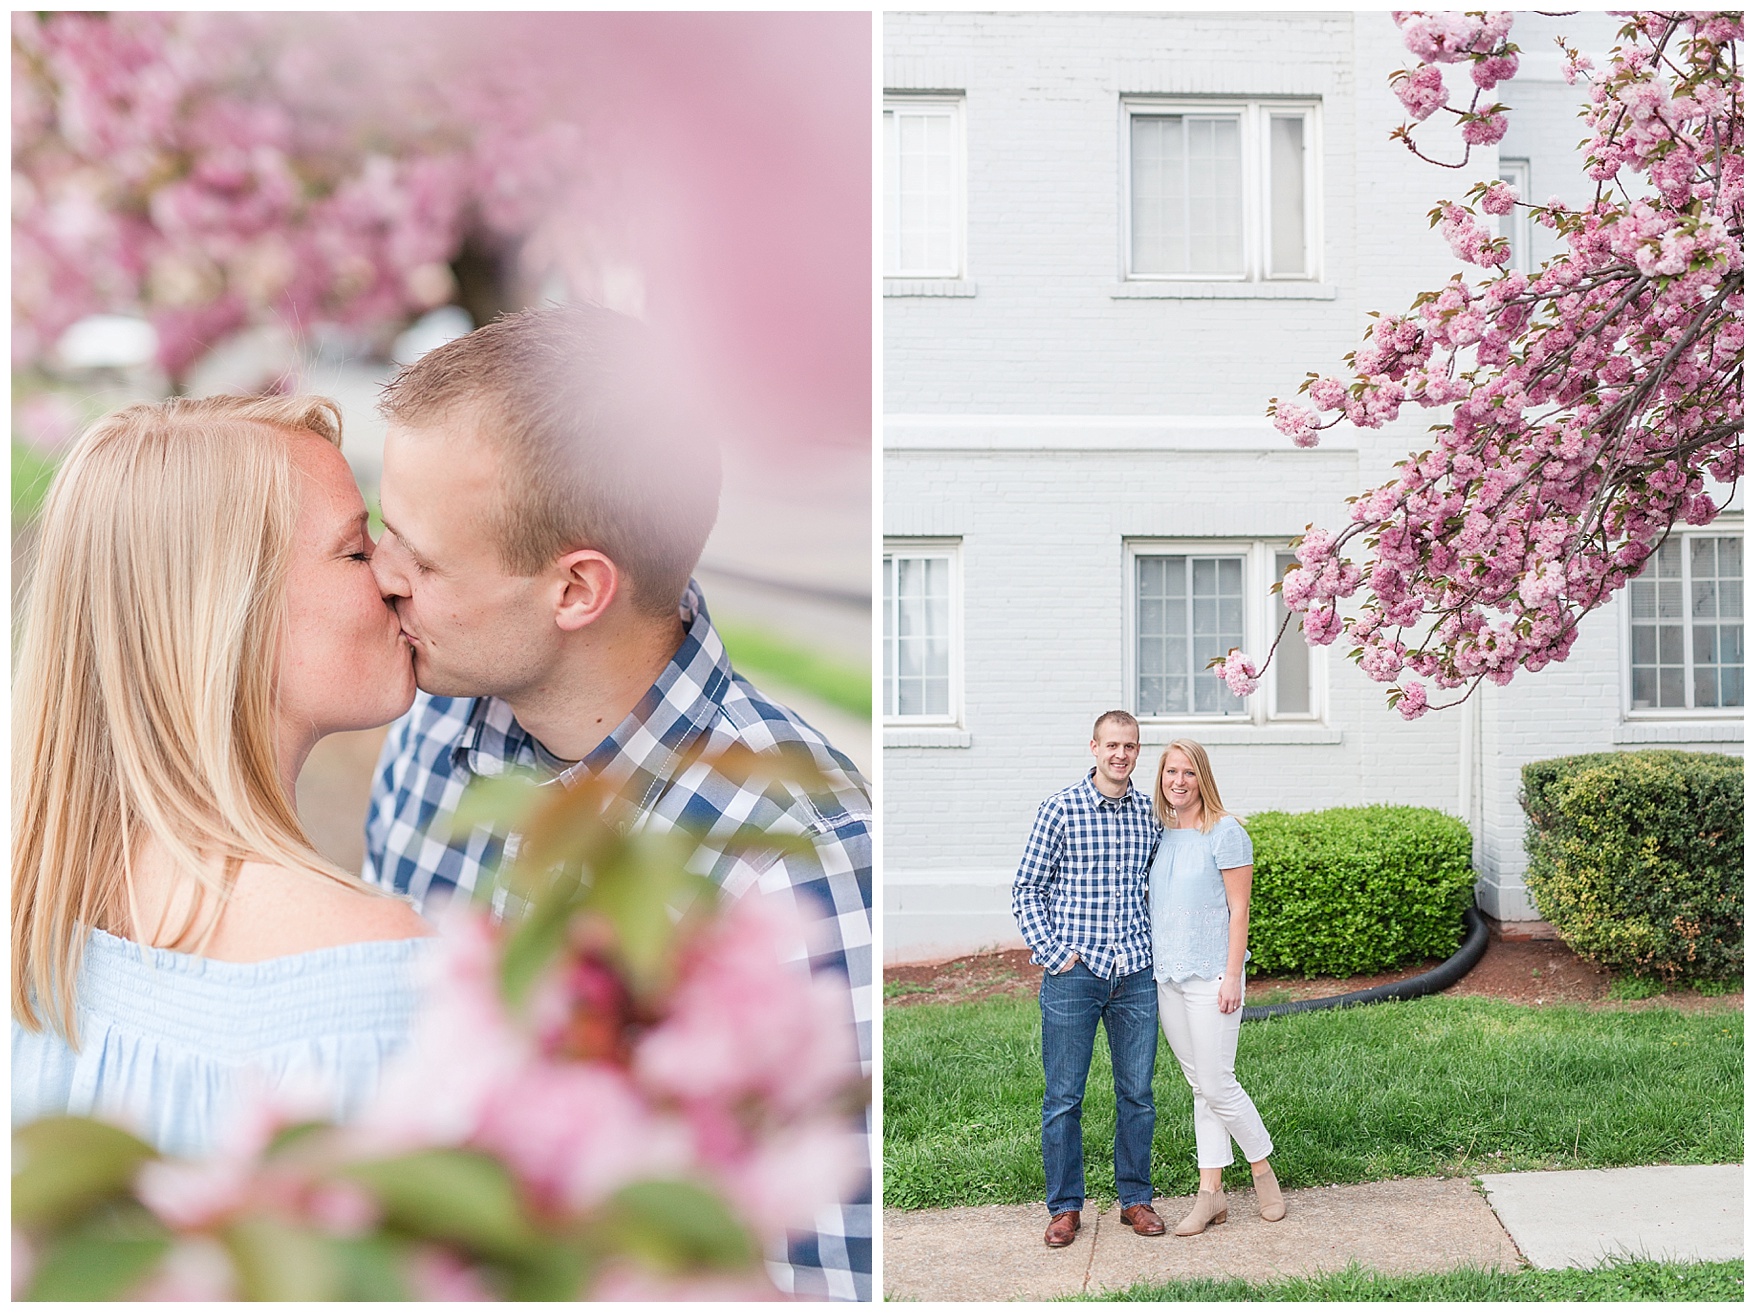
left=1521, top=750, right=1743, bottom=982
left=1245, top=805, right=1475, bottom=977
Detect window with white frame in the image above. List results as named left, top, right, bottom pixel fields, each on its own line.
left=883, top=541, right=960, bottom=722
left=1124, top=99, right=1319, bottom=281
left=1498, top=157, right=1532, bottom=274
left=1130, top=542, right=1319, bottom=721
left=883, top=96, right=965, bottom=279
left=1627, top=532, right=1743, bottom=712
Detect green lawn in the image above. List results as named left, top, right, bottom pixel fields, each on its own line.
left=1078, top=1258, right=1744, bottom=1302
left=883, top=994, right=1742, bottom=1210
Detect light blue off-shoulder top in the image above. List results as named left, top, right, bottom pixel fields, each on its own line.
left=1148, top=814, right=1254, bottom=984
left=11, top=927, right=431, bottom=1158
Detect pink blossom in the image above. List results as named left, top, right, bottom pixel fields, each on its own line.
left=1271, top=401, right=1321, bottom=447
left=1308, top=376, right=1350, bottom=411
left=1460, top=111, right=1509, bottom=146
left=1479, top=181, right=1518, bottom=217
left=473, top=1063, right=692, bottom=1210
left=132, top=1238, right=238, bottom=1301
left=1395, top=64, right=1448, bottom=121
left=407, top=1247, right=499, bottom=1301
left=1218, top=649, right=1260, bottom=698
left=593, top=1265, right=778, bottom=1302
left=1395, top=681, right=1430, bottom=720
left=635, top=892, right=857, bottom=1118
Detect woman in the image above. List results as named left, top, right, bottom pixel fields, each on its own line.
left=12, top=394, right=431, bottom=1156
left=1147, top=739, right=1285, bottom=1234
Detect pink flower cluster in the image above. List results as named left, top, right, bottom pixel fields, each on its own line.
left=1257, top=12, right=1742, bottom=717
left=11, top=13, right=584, bottom=380
left=1386, top=11, right=1521, bottom=167
left=117, top=891, right=864, bottom=1298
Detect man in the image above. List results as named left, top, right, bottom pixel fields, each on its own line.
left=361, top=303, right=872, bottom=1300
left=1012, top=710, right=1164, bottom=1248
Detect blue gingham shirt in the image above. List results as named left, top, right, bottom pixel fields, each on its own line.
left=363, top=582, right=873, bottom=1301
left=1012, top=771, right=1159, bottom=978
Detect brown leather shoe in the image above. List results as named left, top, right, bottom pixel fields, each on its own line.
left=1120, top=1203, right=1167, bottom=1236
left=1044, top=1211, right=1081, bottom=1247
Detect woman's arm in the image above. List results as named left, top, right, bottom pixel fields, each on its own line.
left=1217, top=863, right=1253, bottom=1014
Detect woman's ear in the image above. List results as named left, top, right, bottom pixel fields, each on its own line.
left=553, top=549, right=619, bottom=631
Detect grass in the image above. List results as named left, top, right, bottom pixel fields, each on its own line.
left=1078, top=1257, right=1744, bottom=1302
left=883, top=993, right=1742, bottom=1210
left=717, top=620, right=871, bottom=718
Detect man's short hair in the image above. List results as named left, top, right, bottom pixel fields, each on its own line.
left=1091, top=709, right=1140, bottom=741
left=378, top=302, right=721, bottom=617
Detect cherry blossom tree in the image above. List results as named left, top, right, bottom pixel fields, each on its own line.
left=1233, top=11, right=1742, bottom=718
left=11, top=12, right=582, bottom=386
left=12, top=12, right=873, bottom=455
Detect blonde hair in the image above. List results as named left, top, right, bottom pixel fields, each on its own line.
left=1152, top=739, right=1231, bottom=833
left=377, top=303, right=720, bottom=617
left=12, top=393, right=360, bottom=1044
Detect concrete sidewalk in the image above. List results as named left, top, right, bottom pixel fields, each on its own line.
left=881, top=1165, right=1744, bottom=1301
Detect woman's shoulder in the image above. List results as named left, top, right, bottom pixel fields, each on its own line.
left=1211, top=813, right=1247, bottom=836
left=202, top=862, right=432, bottom=963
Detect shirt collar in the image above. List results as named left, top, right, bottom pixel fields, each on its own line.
left=452, top=579, right=729, bottom=813
left=1081, top=768, right=1142, bottom=810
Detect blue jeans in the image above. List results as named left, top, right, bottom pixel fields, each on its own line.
left=1039, top=961, right=1158, bottom=1216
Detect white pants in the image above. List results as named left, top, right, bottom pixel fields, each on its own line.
left=1156, top=975, right=1274, bottom=1169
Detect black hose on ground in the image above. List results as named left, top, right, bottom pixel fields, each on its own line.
left=1241, top=907, right=1491, bottom=1022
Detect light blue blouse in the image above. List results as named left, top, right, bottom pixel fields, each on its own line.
left=12, top=928, right=430, bottom=1158
left=1148, top=814, right=1254, bottom=984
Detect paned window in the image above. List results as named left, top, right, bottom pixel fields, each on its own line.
left=1628, top=534, right=1743, bottom=711
left=883, top=542, right=960, bottom=722
left=1125, top=100, right=1319, bottom=281
left=883, top=97, right=964, bottom=279
left=1131, top=542, right=1319, bottom=721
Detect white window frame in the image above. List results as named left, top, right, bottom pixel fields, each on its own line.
left=1497, top=157, right=1533, bottom=274
left=882, top=538, right=963, bottom=727
left=883, top=95, right=967, bottom=280
left=1121, top=98, right=1322, bottom=284
left=1126, top=539, right=1325, bottom=726
left=1621, top=523, right=1744, bottom=720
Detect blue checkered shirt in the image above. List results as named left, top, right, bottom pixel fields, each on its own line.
left=362, top=582, right=873, bottom=1301
left=1012, top=772, right=1159, bottom=978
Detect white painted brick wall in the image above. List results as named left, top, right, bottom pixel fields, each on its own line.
left=882, top=11, right=1741, bottom=962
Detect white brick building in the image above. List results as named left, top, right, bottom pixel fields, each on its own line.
left=882, top=11, right=1743, bottom=962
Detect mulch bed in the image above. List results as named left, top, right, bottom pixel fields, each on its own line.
left=883, top=939, right=1742, bottom=1012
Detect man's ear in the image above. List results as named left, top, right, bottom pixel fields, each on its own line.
left=554, top=549, right=619, bottom=631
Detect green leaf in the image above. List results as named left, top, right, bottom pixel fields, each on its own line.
left=342, top=1150, right=541, bottom=1262
left=445, top=770, right=550, bottom=845
left=224, top=1216, right=340, bottom=1301
left=26, top=1220, right=170, bottom=1302
left=13, top=1116, right=158, bottom=1228
left=329, top=1234, right=415, bottom=1301
left=504, top=1242, right=593, bottom=1300
left=594, top=1179, right=758, bottom=1273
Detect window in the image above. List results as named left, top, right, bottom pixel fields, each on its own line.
left=1129, top=542, right=1319, bottom=721
left=883, top=97, right=964, bottom=279
left=883, top=541, right=961, bottom=723
left=1124, top=99, right=1319, bottom=281
left=1498, top=158, right=1532, bottom=274
left=1627, top=533, right=1743, bottom=713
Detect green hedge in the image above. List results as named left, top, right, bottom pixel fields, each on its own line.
left=1245, top=805, right=1475, bottom=977
left=1521, top=750, right=1743, bottom=982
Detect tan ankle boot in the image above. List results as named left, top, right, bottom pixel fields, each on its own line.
left=1252, top=1161, right=1286, bottom=1221
left=1173, top=1189, right=1228, bottom=1236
